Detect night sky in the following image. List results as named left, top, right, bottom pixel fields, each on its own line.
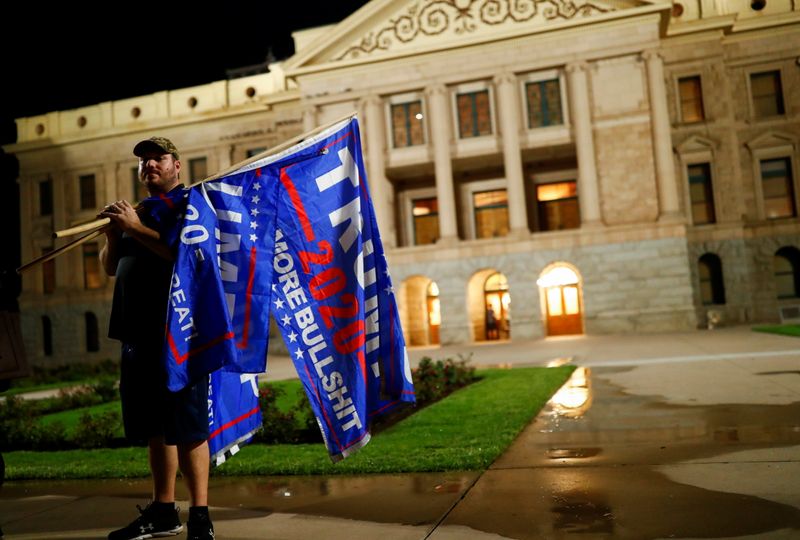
left=1, top=1, right=370, bottom=146
left=0, top=2, right=369, bottom=306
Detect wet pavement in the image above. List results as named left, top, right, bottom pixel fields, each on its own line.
left=2, top=326, right=800, bottom=539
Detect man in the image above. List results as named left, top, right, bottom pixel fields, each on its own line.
left=100, top=137, right=214, bottom=540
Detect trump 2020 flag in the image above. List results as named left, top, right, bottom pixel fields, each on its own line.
left=162, top=116, right=415, bottom=462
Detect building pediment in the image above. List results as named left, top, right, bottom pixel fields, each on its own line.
left=676, top=134, right=716, bottom=154
left=745, top=131, right=797, bottom=151
left=285, top=0, right=668, bottom=74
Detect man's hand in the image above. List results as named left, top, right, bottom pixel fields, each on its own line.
left=99, top=200, right=142, bottom=234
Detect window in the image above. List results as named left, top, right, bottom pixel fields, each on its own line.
left=473, top=190, right=509, bottom=238
left=42, top=247, right=55, bottom=294
left=526, top=79, right=563, bottom=128
left=412, top=197, right=439, bottom=245
left=39, top=179, right=53, bottom=216
left=83, top=242, right=102, bottom=289
left=85, top=312, right=99, bottom=352
left=42, top=316, right=53, bottom=357
left=688, top=163, right=716, bottom=224
left=698, top=253, right=726, bottom=305
left=247, top=147, right=266, bottom=158
left=189, top=157, right=208, bottom=181
left=678, top=76, right=705, bottom=123
left=457, top=90, right=492, bottom=138
left=760, top=158, right=796, bottom=219
left=131, top=166, right=149, bottom=201
left=774, top=247, right=800, bottom=299
left=79, top=174, right=96, bottom=209
left=751, top=71, right=785, bottom=118
left=391, top=101, right=425, bottom=148
left=536, top=181, right=580, bottom=231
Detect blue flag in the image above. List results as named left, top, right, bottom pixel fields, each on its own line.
left=162, top=117, right=415, bottom=462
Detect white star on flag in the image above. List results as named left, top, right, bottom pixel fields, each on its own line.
left=384, top=286, right=394, bottom=295
left=250, top=233, right=257, bottom=242
left=294, top=349, right=304, bottom=359
left=250, top=221, right=258, bottom=230
left=288, top=330, right=298, bottom=343
left=251, top=195, right=260, bottom=204
left=281, top=314, right=291, bottom=326
left=271, top=283, right=277, bottom=292
left=252, top=182, right=261, bottom=191
left=274, top=298, right=285, bottom=309
left=250, top=208, right=259, bottom=217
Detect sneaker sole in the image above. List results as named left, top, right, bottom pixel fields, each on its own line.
left=124, top=525, right=184, bottom=540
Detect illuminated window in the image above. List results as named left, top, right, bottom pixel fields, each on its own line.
left=484, top=272, right=510, bottom=340
left=751, top=71, right=784, bottom=118
left=678, top=76, right=705, bottom=123
left=688, top=163, right=716, bottom=224
left=698, top=253, right=725, bottom=305
left=774, top=247, right=800, bottom=299
left=473, top=190, right=509, bottom=239
left=391, top=101, right=425, bottom=148
left=83, top=243, right=102, bottom=290
left=761, top=158, right=796, bottom=219
left=79, top=174, right=96, bottom=209
left=189, top=157, right=208, bottom=181
left=457, top=90, right=492, bottom=138
left=39, top=179, right=53, bottom=216
left=536, top=181, right=580, bottom=231
left=526, top=79, right=563, bottom=128
left=412, top=197, right=439, bottom=245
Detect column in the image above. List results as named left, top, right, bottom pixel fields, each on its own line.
left=643, top=50, right=681, bottom=221
left=494, top=72, right=529, bottom=237
left=425, top=84, right=458, bottom=244
left=362, top=95, right=396, bottom=247
left=566, top=62, right=603, bottom=227
left=216, top=144, right=233, bottom=171
left=103, top=163, right=118, bottom=205
left=302, top=105, right=318, bottom=133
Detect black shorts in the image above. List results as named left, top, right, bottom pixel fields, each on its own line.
left=119, top=342, right=209, bottom=445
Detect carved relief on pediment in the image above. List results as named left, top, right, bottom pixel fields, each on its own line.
left=335, top=0, right=613, bottom=61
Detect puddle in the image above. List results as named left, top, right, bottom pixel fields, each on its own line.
left=441, top=366, right=800, bottom=539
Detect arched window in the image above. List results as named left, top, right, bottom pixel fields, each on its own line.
left=426, top=281, right=441, bottom=345
left=774, top=247, right=800, bottom=299
left=698, top=253, right=726, bottom=305
left=42, top=316, right=53, bottom=357
left=85, top=312, right=99, bottom=352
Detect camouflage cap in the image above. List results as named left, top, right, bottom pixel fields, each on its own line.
left=133, top=136, right=180, bottom=159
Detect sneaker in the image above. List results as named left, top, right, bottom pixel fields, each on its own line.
left=187, top=514, right=215, bottom=540
left=107, top=502, right=183, bottom=540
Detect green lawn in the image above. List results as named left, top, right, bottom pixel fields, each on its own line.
left=39, top=401, right=124, bottom=436
left=6, top=366, right=573, bottom=480
left=753, top=324, right=800, bottom=338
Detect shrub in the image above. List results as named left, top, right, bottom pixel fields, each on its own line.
left=412, top=355, right=477, bottom=404
left=0, top=395, right=67, bottom=451
left=72, top=410, right=122, bottom=449
left=252, top=385, right=299, bottom=444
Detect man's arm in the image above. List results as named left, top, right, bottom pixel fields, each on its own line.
left=99, top=200, right=174, bottom=263
left=99, top=226, right=122, bottom=276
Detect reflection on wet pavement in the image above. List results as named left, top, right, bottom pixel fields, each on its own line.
left=1, top=472, right=479, bottom=529
left=438, top=366, right=800, bottom=539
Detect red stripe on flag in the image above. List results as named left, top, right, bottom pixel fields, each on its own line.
left=168, top=331, right=235, bottom=365
left=158, top=192, right=175, bottom=208
left=280, top=167, right=315, bottom=242
left=208, top=406, right=260, bottom=440
left=237, top=247, right=258, bottom=350
left=302, top=362, right=342, bottom=451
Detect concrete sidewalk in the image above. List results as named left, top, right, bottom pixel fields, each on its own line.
left=2, top=326, right=800, bottom=539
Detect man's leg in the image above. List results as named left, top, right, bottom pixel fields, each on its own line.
left=177, top=440, right=209, bottom=506
left=149, top=437, right=178, bottom=502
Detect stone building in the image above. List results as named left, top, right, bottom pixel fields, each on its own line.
left=6, top=0, right=800, bottom=366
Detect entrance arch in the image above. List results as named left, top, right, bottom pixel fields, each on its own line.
left=537, top=264, right=584, bottom=336
left=399, top=275, right=441, bottom=346
left=468, top=269, right=511, bottom=341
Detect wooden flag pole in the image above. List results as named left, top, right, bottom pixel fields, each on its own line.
left=18, top=112, right=358, bottom=274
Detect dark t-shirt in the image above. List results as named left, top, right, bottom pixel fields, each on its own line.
left=108, top=188, right=184, bottom=345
